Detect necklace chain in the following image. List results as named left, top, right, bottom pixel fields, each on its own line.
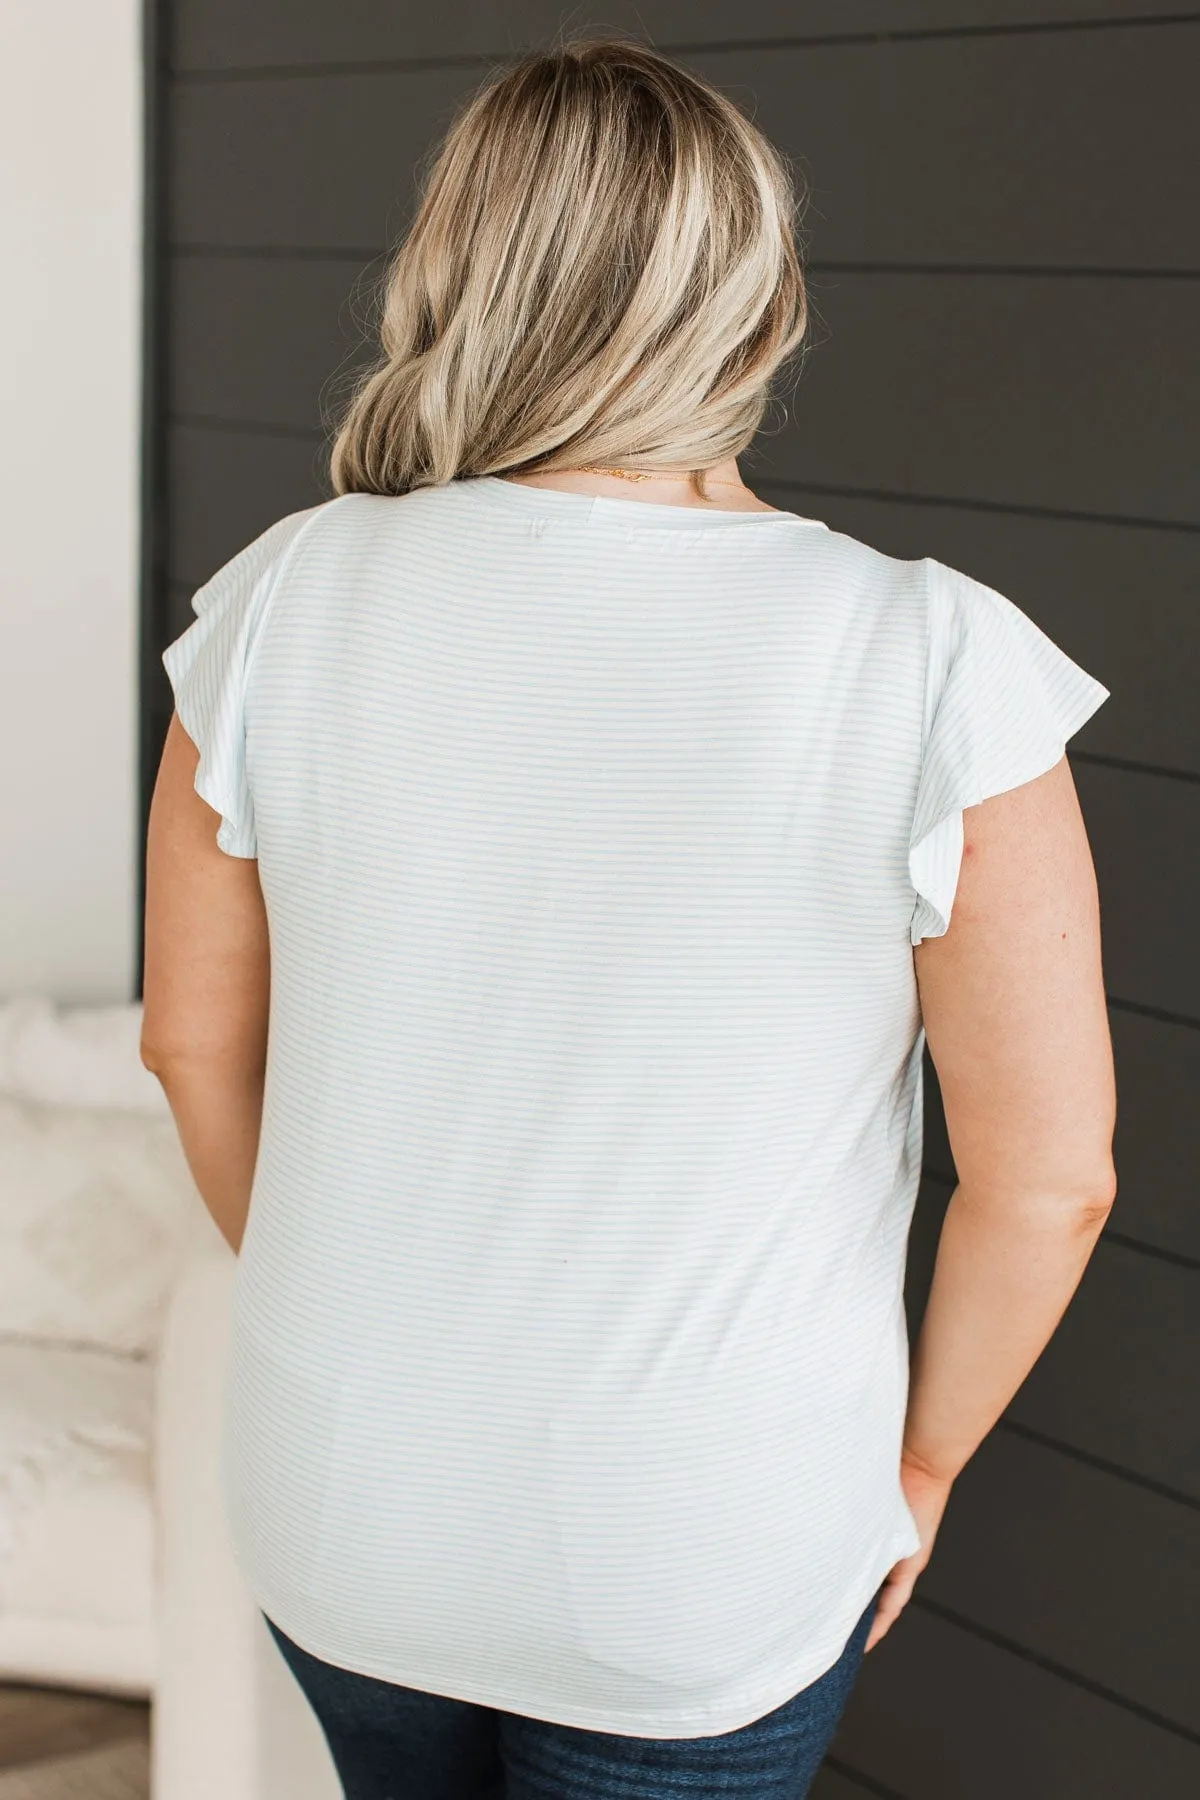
left=570, top=464, right=745, bottom=489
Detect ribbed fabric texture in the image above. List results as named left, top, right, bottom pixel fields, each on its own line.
left=162, top=476, right=1110, bottom=1738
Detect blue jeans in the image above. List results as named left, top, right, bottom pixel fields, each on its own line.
left=262, top=1586, right=879, bottom=1798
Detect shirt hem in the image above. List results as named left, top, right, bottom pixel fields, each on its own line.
left=243, top=1507, right=917, bottom=1741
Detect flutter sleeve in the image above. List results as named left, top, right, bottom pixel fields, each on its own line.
left=160, top=508, right=324, bottom=857
left=908, top=557, right=1111, bottom=946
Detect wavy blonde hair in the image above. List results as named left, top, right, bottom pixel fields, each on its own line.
left=330, top=34, right=809, bottom=501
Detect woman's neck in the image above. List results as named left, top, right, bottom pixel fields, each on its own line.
left=498, top=456, right=782, bottom=513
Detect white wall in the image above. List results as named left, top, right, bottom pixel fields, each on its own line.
left=0, top=1, right=142, bottom=1005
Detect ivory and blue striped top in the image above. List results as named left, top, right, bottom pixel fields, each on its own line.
left=162, top=474, right=1110, bottom=1737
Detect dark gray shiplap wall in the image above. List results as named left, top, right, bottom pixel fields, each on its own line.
left=142, top=5, right=1200, bottom=1793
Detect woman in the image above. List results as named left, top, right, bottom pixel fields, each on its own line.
left=142, top=35, right=1117, bottom=1800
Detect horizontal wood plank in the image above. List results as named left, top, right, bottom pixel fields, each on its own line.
left=1075, top=762, right=1200, bottom=1022
left=169, top=26, right=1200, bottom=268
left=690, top=25, right=1199, bottom=269
left=809, top=1767, right=890, bottom=1800
left=170, top=2, right=1200, bottom=73
left=169, top=67, right=467, bottom=251
left=917, top=1428, right=1199, bottom=1733
left=1104, top=1011, right=1200, bottom=1259
left=1009, top=1238, right=1198, bottom=1499
left=771, top=272, right=1198, bottom=527
left=167, top=251, right=378, bottom=433
left=167, top=422, right=330, bottom=590
left=836, top=1601, right=1200, bottom=1796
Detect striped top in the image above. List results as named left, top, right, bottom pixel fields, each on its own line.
left=162, top=475, right=1110, bottom=1738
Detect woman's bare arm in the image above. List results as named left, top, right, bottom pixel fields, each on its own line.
left=141, top=713, right=271, bottom=1254
left=867, top=752, right=1117, bottom=1650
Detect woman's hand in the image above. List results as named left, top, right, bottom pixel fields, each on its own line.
left=863, top=1451, right=955, bottom=1653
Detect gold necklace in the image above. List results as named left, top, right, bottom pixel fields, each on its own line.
left=571, top=464, right=745, bottom=488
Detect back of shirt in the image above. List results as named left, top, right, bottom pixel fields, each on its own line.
left=162, top=474, right=1109, bottom=1738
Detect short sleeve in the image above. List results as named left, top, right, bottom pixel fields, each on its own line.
left=161, top=507, right=326, bottom=857
left=908, top=558, right=1111, bottom=946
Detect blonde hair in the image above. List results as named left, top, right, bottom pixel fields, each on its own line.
left=330, top=34, right=809, bottom=502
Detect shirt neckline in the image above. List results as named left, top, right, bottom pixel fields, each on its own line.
left=467, top=475, right=827, bottom=532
